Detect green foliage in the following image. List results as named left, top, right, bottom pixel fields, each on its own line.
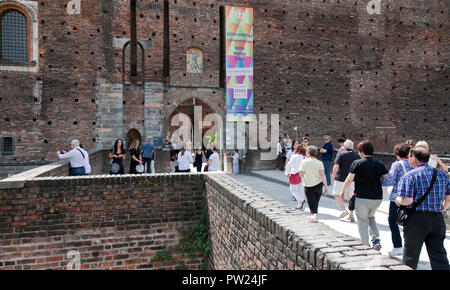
left=153, top=249, right=174, bottom=262
left=175, top=260, right=188, bottom=270
left=207, top=132, right=217, bottom=145
left=137, top=179, right=153, bottom=187
left=177, top=212, right=210, bottom=267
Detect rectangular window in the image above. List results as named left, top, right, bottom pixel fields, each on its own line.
left=1, top=136, right=15, bottom=155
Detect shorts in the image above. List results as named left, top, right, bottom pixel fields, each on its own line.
left=332, top=180, right=355, bottom=200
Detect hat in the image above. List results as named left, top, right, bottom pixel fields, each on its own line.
left=323, top=135, right=331, bottom=139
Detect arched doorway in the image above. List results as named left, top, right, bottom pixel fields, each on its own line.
left=167, top=98, right=216, bottom=150
left=126, top=128, right=142, bottom=149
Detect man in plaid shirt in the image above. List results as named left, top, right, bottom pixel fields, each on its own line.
left=396, top=146, right=450, bottom=270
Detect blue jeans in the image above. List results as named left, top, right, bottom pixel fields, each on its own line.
left=143, top=158, right=154, bottom=173
left=388, top=201, right=403, bottom=248
left=322, top=160, right=332, bottom=186
left=70, top=167, right=86, bottom=176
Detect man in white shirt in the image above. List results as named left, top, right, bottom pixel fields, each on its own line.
left=177, top=146, right=193, bottom=172
left=57, top=139, right=87, bottom=176
left=207, top=148, right=221, bottom=172
left=79, top=144, right=91, bottom=175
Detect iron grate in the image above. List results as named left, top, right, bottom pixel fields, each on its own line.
left=3, top=137, right=14, bottom=152
left=1, top=10, right=28, bottom=63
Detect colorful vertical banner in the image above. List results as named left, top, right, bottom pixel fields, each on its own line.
left=226, top=6, right=254, bottom=122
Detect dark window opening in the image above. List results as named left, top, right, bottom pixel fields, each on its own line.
left=1, top=136, right=15, bottom=155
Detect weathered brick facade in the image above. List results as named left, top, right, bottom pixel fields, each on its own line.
left=0, top=0, right=448, bottom=165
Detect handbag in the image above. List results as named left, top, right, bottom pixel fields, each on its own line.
left=396, top=168, right=437, bottom=226
left=136, top=164, right=144, bottom=173
left=111, top=162, right=120, bottom=174
left=289, top=173, right=301, bottom=185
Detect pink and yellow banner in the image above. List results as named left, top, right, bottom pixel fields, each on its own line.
left=225, top=6, right=254, bottom=122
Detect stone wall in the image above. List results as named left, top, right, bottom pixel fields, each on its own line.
left=0, top=173, right=207, bottom=270
left=0, top=162, right=49, bottom=180
left=205, top=174, right=409, bottom=270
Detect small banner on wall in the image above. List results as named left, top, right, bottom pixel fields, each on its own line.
left=225, top=6, right=254, bottom=122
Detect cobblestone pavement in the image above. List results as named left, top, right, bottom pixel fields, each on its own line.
left=229, top=171, right=450, bottom=270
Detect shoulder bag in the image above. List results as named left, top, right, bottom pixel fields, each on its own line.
left=396, top=168, right=437, bottom=226
left=289, top=173, right=301, bottom=185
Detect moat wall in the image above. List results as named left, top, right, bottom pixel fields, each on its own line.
left=0, top=171, right=409, bottom=270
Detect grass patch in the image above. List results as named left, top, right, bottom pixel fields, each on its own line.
left=153, top=249, right=175, bottom=262
left=177, top=212, right=210, bottom=269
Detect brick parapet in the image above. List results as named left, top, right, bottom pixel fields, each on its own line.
left=204, top=174, right=411, bottom=270
left=0, top=171, right=414, bottom=270
left=0, top=173, right=207, bottom=270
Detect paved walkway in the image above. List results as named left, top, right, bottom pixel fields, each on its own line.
left=230, top=170, right=450, bottom=270
left=249, top=169, right=392, bottom=213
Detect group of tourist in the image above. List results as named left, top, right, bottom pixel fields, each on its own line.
left=58, top=136, right=156, bottom=176
left=170, top=143, right=223, bottom=173
left=57, top=133, right=449, bottom=270
left=57, top=135, right=232, bottom=175
left=283, top=135, right=449, bottom=270
left=108, top=136, right=156, bottom=175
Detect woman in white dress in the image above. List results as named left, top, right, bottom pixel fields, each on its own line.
left=285, top=139, right=300, bottom=200
left=285, top=144, right=307, bottom=211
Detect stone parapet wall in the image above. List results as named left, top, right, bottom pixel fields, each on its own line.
left=0, top=163, right=49, bottom=181
left=205, top=174, right=410, bottom=270
left=0, top=173, right=207, bottom=270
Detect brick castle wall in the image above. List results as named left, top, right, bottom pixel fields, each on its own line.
left=0, top=173, right=207, bottom=270
left=0, top=0, right=448, bottom=165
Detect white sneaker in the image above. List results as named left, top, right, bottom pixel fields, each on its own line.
left=338, top=210, right=349, bottom=219
left=388, top=247, right=403, bottom=257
